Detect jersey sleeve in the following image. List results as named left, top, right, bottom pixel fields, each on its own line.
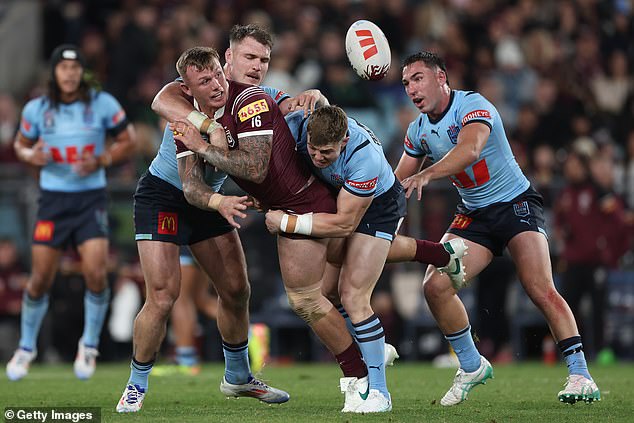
left=456, top=92, right=496, bottom=131
left=343, top=147, right=380, bottom=197
left=19, top=99, right=41, bottom=141
left=260, top=85, right=291, bottom=106
left=233, top=88, right=275, bottom=140
left=403, top=120, right=425, bottom=158
left=96, top=91, right=128, bottom=135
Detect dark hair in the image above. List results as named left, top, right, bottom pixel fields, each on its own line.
left=48, top=44, right=91, bottom=108
left=307, top=105, right=348, bottom=147
left=229, top=24, right=273, bottom=49
left=176, top=46, right=221, bottom=80
left=402, top=51, right=450, bottom=85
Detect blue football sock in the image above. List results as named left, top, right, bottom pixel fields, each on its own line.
left=337, top=304, right=356, bottom=337
left=223, top=340, right=251, bottom=384
left=175, top=346, right=199, bottom=367
left=353, top=314, right=389, bottom=397
left=445, top=325, right=481, bottom=373
left=558, top=336, right=592, bottom=380
left=82, top=287, right=110, bottom=348
left=18, top=292, right=49, bottom=352
left=128, top=358, right=154, bottom=391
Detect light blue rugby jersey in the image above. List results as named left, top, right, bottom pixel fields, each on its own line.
left=286, top=110, right=395, bottom=198
left=148, top=85, right=290, bottom=191
left=19, top=89, right=127, bottom=192
left=403, top=90, right=529, bottom=209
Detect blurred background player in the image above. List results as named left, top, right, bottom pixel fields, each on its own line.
left=6, top=44, right=135, bottom=381
left=397, top=51, right=599, bottom=405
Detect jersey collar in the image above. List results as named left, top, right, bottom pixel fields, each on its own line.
left=428, top=90, right=455, bottom=124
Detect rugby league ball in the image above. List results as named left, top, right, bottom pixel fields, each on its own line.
left=345, top=20, right=391, bottom=81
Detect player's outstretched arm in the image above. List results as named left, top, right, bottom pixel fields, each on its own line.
left=152, top=81, right=194, bottom=122
left=401, top=122, right=489, bottom=200
left=177, top=153, right=248, bottom=228
left=172, top=120, right=271, bottom=184
left=265, top=190, right=371, bottom=238
left=281, top=89, right=330, bottom=117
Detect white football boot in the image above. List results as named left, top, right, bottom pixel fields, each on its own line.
left=6, top=348, right=36, bottom=381
left=438, top=238, right=469, bottom=290
left=73, top=338, right=99, bottom=380
left=440, top=356, right=493, bottom=406
left=558, top=374, right=601, bottom=404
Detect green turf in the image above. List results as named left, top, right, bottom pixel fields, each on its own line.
left=1, top=361, right=632, bottom=422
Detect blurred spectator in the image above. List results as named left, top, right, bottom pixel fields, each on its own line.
left=0, top=93, right=18, bottom=163
left=554, top=141, right=630, bottom=358
left=0, top=238, right=28, bottom=362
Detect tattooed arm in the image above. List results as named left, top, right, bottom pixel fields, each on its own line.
left=177, top=153, right=249, bottom=228
left=171, top=120, right=271, bottom=184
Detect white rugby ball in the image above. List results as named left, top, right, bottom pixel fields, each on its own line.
left=345, top=20, right=391, bottom=81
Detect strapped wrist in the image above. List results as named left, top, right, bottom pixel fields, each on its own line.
left=187, top=110, right=219, bottom=135
left=280, top=213, right=312, bottom=235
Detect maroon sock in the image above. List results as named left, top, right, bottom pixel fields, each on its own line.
left=414, top=239, right=450, bottom=267
left=335, top=342, right=368, bottom=378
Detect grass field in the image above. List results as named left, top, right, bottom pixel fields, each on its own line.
left=1, top=361, right=632, bottom=422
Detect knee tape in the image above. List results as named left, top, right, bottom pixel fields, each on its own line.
left=286, top=282, right=333, bottom=324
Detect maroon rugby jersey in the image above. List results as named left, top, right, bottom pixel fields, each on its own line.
left=176, top=80, right=335, bottom=214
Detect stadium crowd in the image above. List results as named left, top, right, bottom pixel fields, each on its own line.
left=0, top=0, right=632, bottom=367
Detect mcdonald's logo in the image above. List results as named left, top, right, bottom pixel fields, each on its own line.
left=355, top=30, right=378, bottom=60
left=449, top=214, right=473, bottom=230
left=158, top=212, right=178, bottom=235
left=34, top=220, right=54, bottom=241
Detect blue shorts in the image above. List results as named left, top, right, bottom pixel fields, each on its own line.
left=179, top=246, right=196, bottom=266
left=133, top=171, right=234, bottom=245
left=33, top=189, right=108, bottom=249
left=447, top=186, right=547, bottom=256
left=355, top=180, right=407, bottom=241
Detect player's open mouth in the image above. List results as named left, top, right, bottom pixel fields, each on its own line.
left=413, top=97, right=423, bottom=106
left=212, top=92, right=223, bottom=99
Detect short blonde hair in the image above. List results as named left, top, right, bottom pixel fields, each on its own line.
left=176, top=46, right=220, bottom=80
left=307, top=105, right=348, bottom=147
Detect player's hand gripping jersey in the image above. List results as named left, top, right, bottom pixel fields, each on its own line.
left=19, top=90, right=128, bottom=192
left=174, top=81, right=335, bottom=214
left=403, top=90, right=529, bottom=209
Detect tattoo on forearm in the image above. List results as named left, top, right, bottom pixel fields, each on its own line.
left=178, top=154, right=214, bottom=210
left=199, top=134, right=271, bottom=183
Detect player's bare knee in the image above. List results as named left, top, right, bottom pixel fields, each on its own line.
left=218, top=281, right=250, bottom=309
left=83, top=268, right=108, bottom=291
left=148, top=288, right=178, bottom=317
left=27, top=273, right=54, bottom=297
left=286, top=283, right=333, bottom=324
left=423, top=274, right=449, bottom=302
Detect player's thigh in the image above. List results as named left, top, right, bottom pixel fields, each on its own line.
left=339, top=233, right=390, bottom=295
left=137, top=240, right=181, bottom=298
left=30, top=244, right=63, bottom=288
left=77, top=238, right=108, bottom=277
left=190, top=229, right=248, bottom=296
left=507, top=231, right=555, bottom=297
left=277, top=235, right=328, bottom=289
left=321, top=262, right=342, bottom=303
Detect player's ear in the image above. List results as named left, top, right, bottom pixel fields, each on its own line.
left=437, top=67, right=447, bottom=85
left=179, top=82, right=192, bottom=98
left=341, top=136, right=350, bottom=149
left=225, top=48, right=232, bottom=65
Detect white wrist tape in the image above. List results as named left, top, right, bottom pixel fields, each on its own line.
left=186, top=110, right=219, bottom=135
left=280, top=213, right=313, bottom=235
